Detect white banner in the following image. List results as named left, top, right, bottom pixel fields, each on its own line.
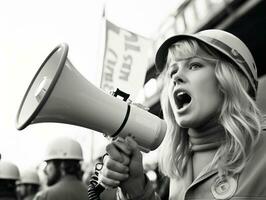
left=100, top=20, right=152, bottom=101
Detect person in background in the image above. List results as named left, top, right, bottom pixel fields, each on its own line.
left=0, top=160, right=20, bottom=200
left=16, top=169, right=40, bottom=200
left=98, top=29, right=266, bottom=199
left=145, top=163, right=169, bottom=200
left=33, top=137, right=87, bottom=200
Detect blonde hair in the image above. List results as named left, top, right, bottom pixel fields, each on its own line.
left=158, top=39, right=264, bottom=178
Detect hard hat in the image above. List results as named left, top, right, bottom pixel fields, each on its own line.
left=44, top=137, right=83, bottom=161
left=155, top=29, right=258, bottom=98
left=0, top=161, right=20, bottom=180
left=16, top=169, right=40, bottom=185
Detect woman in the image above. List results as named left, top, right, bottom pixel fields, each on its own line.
left=99, top=29, right=266, bottom=199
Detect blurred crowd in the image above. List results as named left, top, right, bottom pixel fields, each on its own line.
left=0, top=136, right=167, bottom=200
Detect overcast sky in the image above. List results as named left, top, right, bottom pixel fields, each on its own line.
left=0, top=0, right=180, bottom=170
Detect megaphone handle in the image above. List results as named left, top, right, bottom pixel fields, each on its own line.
left=113, top=88, right=130, bottom=101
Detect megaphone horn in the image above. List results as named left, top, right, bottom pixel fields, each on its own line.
left=16, top=43, right=166, bottom=152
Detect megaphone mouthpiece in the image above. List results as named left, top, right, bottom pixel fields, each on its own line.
left=34, top=76, right=51, bottom=102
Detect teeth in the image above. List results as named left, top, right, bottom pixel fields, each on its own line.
left=177, top=91, right=185, bottom=96
left=175, top=90, right=191, bottom=110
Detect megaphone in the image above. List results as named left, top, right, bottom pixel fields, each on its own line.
left=16, top=43, right=166, bottom=152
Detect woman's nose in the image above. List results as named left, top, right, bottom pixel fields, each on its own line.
left=172, top=71, right=185, bottom=85
left=174, top=77, right=185, bottom=85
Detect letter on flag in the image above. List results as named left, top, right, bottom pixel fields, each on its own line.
left=100, top=20, right=152, bottom=101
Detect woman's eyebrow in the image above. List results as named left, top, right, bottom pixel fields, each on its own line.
left=194, top=55, right=218, bottom=62
left=168, top=61, right=178, bottom=67
left=168, top=61, right=178, bottom=68
left=188, top=57, right=211, bottom=64
left=171, top=57, right=193, bottom=64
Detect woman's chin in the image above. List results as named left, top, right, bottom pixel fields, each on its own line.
left=176, top=117, right=203, bottom=129
left=176, top=119, right=191, bottom=128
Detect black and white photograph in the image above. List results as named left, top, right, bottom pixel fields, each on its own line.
left=1, top=0, right=266, bottom=199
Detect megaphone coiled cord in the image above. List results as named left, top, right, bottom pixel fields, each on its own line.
left=88, top=156, right=107, bottom=200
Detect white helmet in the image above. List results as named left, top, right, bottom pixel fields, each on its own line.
left=155, top=29, right=258, bottom=98
left=44, top=137, right=83, bottom=161
left=16, top=169, right=40, bottom=185
left=0, top=161, right=20, bottom=180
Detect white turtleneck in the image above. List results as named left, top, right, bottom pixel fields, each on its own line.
left=188, top=121, right=225, bottom=180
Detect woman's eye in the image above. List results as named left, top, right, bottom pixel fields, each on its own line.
left=169, top=69, right=178, bottom=78
left=189, top=62, right=202, bottom=70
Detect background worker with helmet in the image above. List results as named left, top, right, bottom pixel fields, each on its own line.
left=98, top=29, right=266, bottom=199
left=0, top=161, right=20, bottom=200
left=33, top=137, right=87, bottom=200
left=16, top=169, right=40, bottom=200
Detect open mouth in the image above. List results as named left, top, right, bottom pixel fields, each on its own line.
left=175, top=90, right=192, bottom=110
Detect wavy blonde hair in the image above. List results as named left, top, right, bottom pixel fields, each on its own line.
left=158, top=39, right=264, bottom=178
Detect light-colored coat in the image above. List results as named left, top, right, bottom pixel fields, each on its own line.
left=120, top=130, right=266, bottom=200
left=168, top=130, right=266, bottom=200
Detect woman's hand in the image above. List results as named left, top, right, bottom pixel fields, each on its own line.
left=99, top=136, right=145, bottom=196
left=119, top=137, right=146, bottom=198
left=99, top=137, right=131, bottom=188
